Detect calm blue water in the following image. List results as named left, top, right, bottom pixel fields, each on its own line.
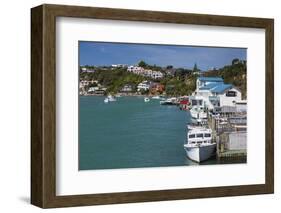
left=79, top=96, right=215, bottom=170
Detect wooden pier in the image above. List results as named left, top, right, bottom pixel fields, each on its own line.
left=208, top=109, right=247, bottom=162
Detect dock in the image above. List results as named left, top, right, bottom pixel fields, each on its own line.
left=208, top=106, right=247, bottom=162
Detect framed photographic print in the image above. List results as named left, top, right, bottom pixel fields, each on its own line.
left=31, top=4, right=274, bottom=208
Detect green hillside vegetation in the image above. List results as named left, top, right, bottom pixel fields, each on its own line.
left=80, top=67, right=146, bottom=94
left=202, top=59, right=247, bottom=98
left=80, top=59, right=246, bottom=97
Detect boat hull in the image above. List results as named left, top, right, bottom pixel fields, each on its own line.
left=184, top=144, right=216, bottom=162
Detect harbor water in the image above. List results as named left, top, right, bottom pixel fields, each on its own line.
left=80, top=96, right=221, bottom=170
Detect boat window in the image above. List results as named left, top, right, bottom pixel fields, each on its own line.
left=204, top=133, right=211, bottom=137
left=189, top=134, right=195, bottom=138
left=196, top=133, right=203, bottom=138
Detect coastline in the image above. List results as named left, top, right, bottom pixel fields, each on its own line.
left=80, top=93, right=163, bottom=97
left=80, top=93, right=186, bottom=98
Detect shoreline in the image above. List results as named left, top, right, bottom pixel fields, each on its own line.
left=80, top=93, right=188, bottom=98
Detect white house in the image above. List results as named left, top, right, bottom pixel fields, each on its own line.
left=127, top=66, right=164, bottom=79
left=120, top=84, right=134, bottom=93
left=152, top=71, right=164, bottom=79
left=112, top=64, right=127, bottom=68
left=127, top=66, right=144, bottom=74
left=88, top=87, right=99, bottom=93
left=137, top=81, right=151, bottom=91
left=192, top=77, right=242, bottom=109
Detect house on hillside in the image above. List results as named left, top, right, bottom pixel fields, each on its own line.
left=137, top=81, right=151, bottom=91
left=120, top=84, right=134, bottom=93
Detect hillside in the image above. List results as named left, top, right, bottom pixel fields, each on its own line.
left=202, top=59, right=247, bottom=99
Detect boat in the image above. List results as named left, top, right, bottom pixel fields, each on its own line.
left=144, top=97, right=150, bottom=102
left=184, top=125, right=216, bottom=162
left=107, top=95, right=116, bottom=102
left=190, top=106, right=207, bottom=120
left=151, top=95, right=161, bottom=99
left=160, top=97, right=177, bottom=105
left=104, top=95, right=116, bottom=103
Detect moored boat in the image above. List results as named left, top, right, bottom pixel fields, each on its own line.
left=184, top=125, right=216, bottom=162
left=144, top=97, right=150, bottom=102
left=104, top=95, right=116, bottom=103
left=160, top=97, right=177, bottom=105
left=107, top=95, right=116, bottom=102
left=190, top=106, right=207, bottom=120
left=151, top=95, right=161, bottom=99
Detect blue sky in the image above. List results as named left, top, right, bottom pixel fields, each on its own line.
left=79, top=41, right=246, bottom=70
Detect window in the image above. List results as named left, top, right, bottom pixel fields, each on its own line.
left=189, top=134, right=195, bottom=139
left=204, top=133, right=211, bottom=137
left=226, top=91, right=236, bottom=97
left=196, top=133, right=203, bottom=138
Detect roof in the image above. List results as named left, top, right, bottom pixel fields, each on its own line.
left=180, top=100, right=189, bottom=104
left=199, top=82, right=233, bottom=93
left=198, top=77, right=223, bottom=82
left=210, top=83, right=232, bottom=93
left=199, top=82, right=220, bottom=90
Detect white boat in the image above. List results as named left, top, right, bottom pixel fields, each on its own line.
left=160, top=97, right=177, bottom=105
left=184, top=125, right=216, bottom=162
left=107, top=95, right=116, bottom=102
left=190, top=106, right=207, bottom=120
left=144, top=97, right=150, bottom=102
left=104, top=98, right=109, bottom=103
left=151, top=95, right=161, bottom=99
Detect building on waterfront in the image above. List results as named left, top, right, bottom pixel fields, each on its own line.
left=120, top=84, right=134, bottom=93
left=191, top=77, right=243, bottom=110
left=235, top=100, right=247, bottom=112
left=79, top=80, right=98, bottom=89
left=88, top=86, right=99, bottom=93
left=179, top=100, right=189, bottom=111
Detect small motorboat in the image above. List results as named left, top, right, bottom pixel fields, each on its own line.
left=160, top=97, right=177, bottom=105
left=144, top=97, right=150, bottom=102
left=104, top=98, right=109, bottom=103
left=151, top=95, right=161, bottom=99
left=107, top=95, right=116, bottom=102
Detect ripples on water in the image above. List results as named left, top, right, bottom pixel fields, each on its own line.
left=79, top=96, right=222, bottom=170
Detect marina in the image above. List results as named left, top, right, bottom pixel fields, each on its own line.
left=79, top=80, right=247, bottom=170
left=78, top=42, right=247, bottom=170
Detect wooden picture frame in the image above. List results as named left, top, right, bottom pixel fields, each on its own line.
left=31, top=4, right=274, bottom=208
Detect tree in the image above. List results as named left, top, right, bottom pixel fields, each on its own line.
left=138, top=60, right=147, bottom=68
left=166, top=65, right=173, bottom=69
left=193, top=63, right=198, bottom=72
left=232, top=58, right=240, bottom=65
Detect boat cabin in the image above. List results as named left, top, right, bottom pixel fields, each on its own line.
left=186, top=126, right=212, bottom=145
